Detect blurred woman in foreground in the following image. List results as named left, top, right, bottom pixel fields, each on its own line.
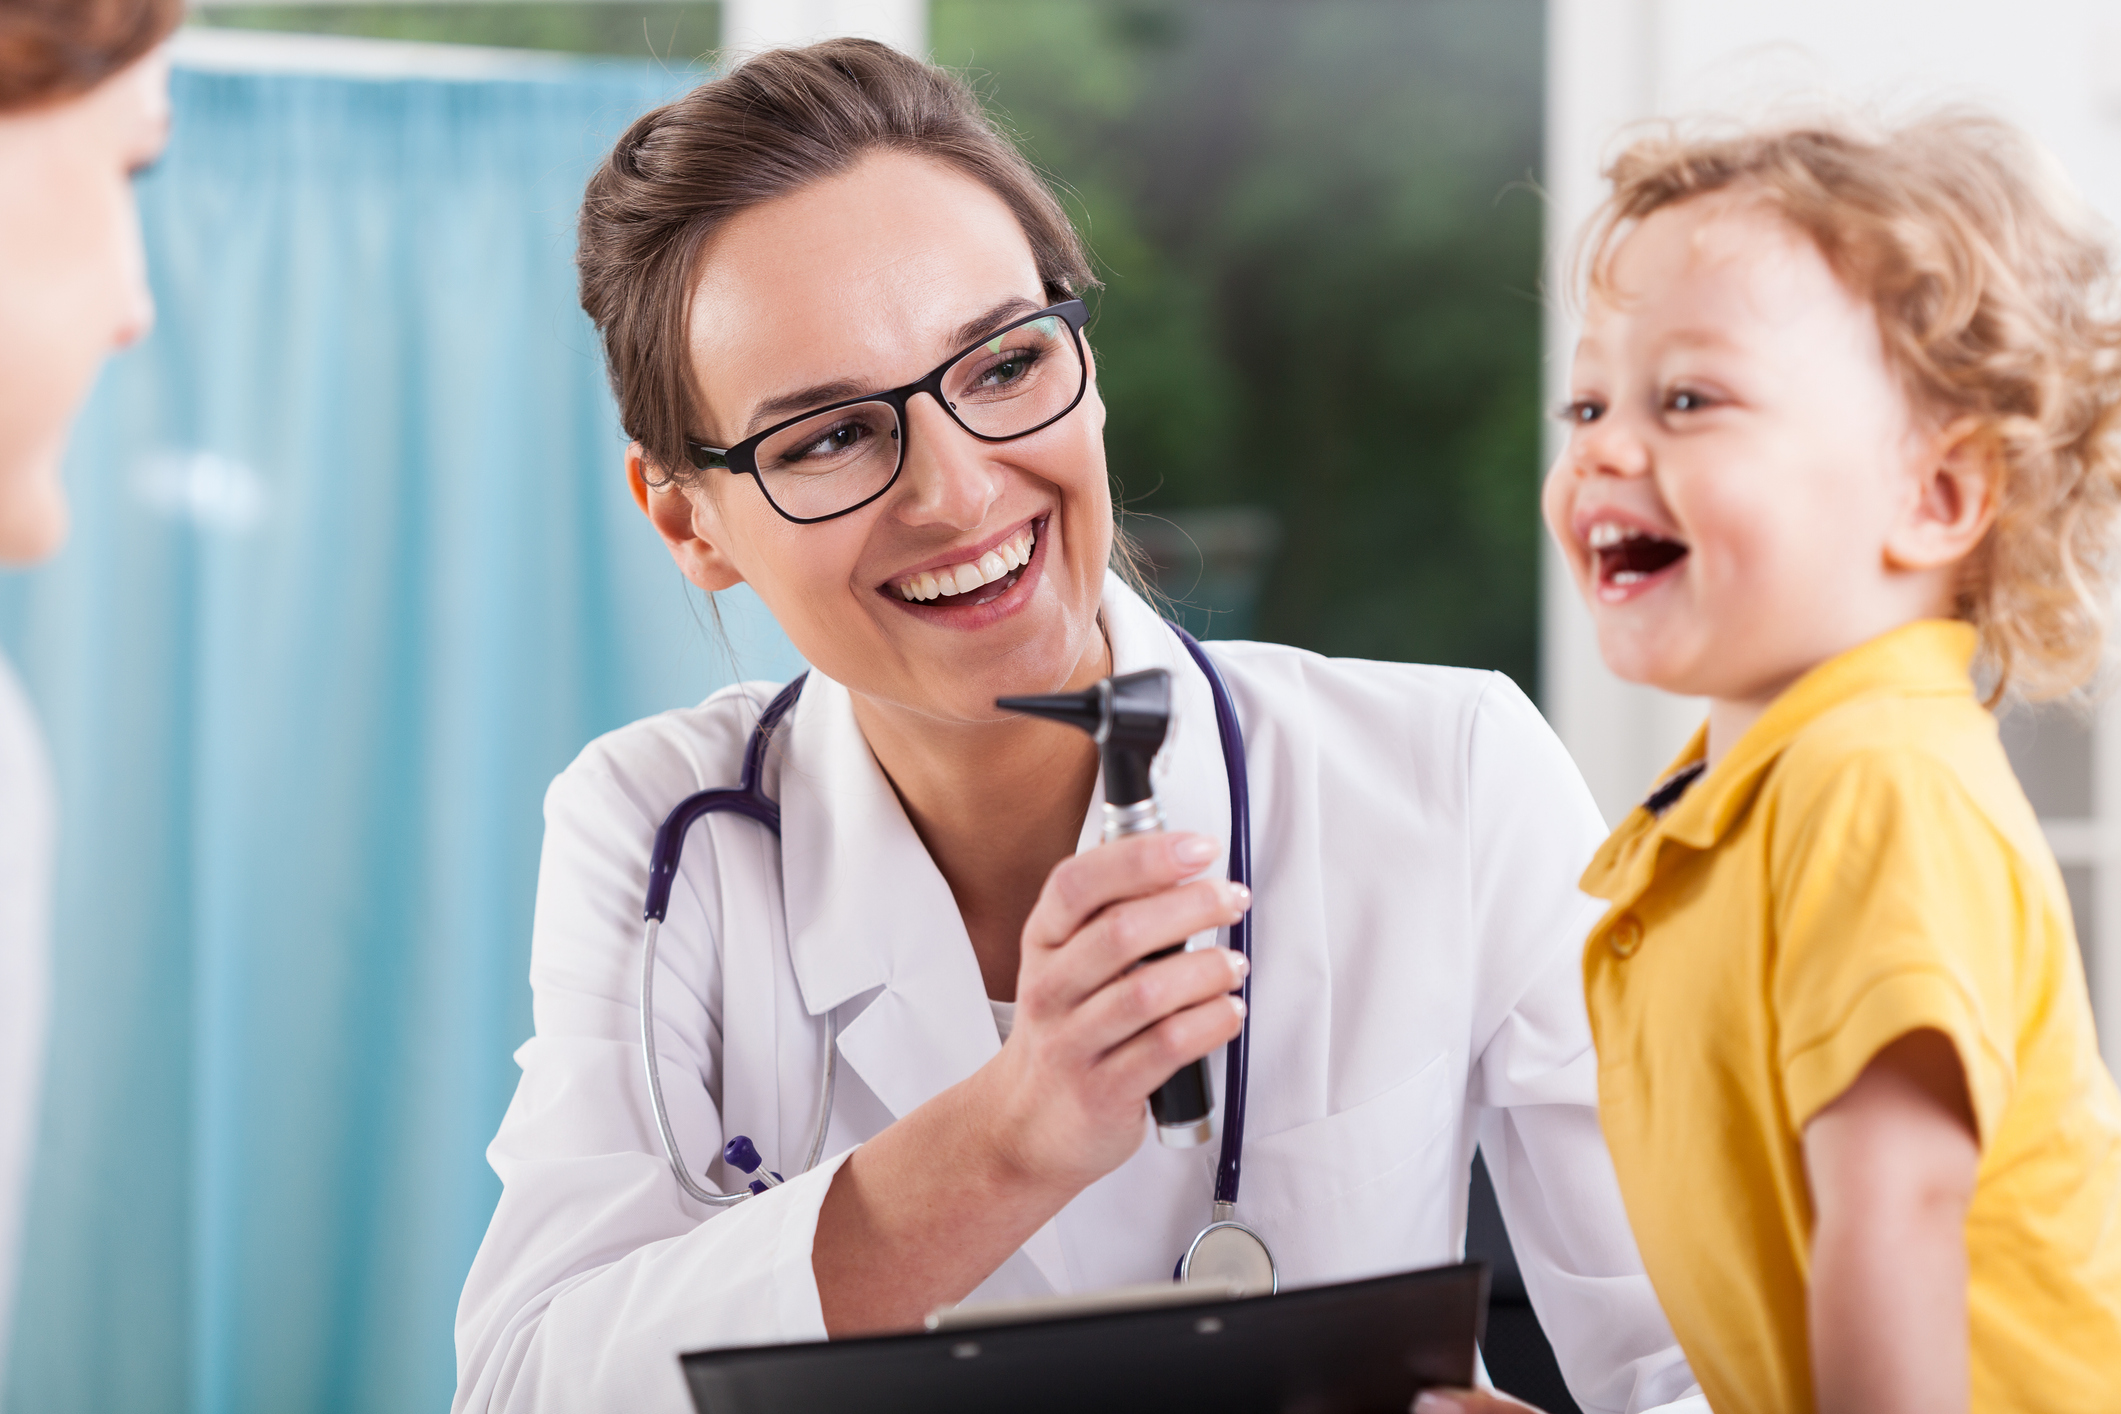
left=0, top=0, right=178, bottom=1381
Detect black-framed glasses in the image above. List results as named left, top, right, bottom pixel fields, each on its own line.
left=685, top=299, right=1090, bottom=525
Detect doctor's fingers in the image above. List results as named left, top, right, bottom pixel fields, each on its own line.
left=1021, top=832, right=1228, bottom=953
left=1090, top=991, right=1247, bottom=1102
left=1025, top=878, right=1249, bottom=1015
left=1062, top=946, right=1248, bottom=1063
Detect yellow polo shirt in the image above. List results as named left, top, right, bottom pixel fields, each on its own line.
left=1581, top=620, right=2121, bottom=1414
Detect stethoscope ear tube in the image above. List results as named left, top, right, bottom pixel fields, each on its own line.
left=1170, top=628, right=1255, bottom=1211
left=640, top=916, right=749, bottom=1207
left=639, top=676, right=829, bottom=1207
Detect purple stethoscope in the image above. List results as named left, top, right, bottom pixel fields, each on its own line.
left=636, top=623, right=1276, bottom=1294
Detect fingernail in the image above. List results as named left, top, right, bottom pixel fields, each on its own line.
left=1174, top=835, right=1217, bottom=865
left=1228, top=995, right=1247, bottom=1020
left=1226, top=951, right=1250, bottom=981
left=1226, top=881, right=1251, bottom=909
left=1413, top=1395, right=1463, bottom=1414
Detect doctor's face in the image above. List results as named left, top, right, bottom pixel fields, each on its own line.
left=0, top=51, right=168, bottom=564
left=648, top=151, right=1114, bottom=723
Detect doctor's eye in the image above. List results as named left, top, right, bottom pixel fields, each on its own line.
left=1555, top=398, right=1604, bottom=425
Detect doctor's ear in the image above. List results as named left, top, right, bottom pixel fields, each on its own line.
left=626, top=443, right=746, bottom=594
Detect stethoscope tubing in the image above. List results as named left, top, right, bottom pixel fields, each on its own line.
left=636, top=625, right=1253, bottom=1211
left=1176, top=626, right=1253, bottom=1210
left=639, top=675, right=817, bottom=1205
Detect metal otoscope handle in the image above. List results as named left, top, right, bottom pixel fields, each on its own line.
left=999, top=668, right=1217, bottom=1150
left=1102, top=792, right=1216, bottom=1149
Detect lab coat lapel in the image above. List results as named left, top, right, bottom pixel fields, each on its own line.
left=774, top=582, right=1231, bottom=1299
left=778, top=673, right=1001, bottom=1122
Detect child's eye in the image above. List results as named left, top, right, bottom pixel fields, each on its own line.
left=1557, top=399, right=1604, bottom=425
left=1666, top=388, right=1711, bottom=413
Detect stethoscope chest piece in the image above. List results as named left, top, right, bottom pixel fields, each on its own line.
left=1178, top=1213, right=1277, bottom=1296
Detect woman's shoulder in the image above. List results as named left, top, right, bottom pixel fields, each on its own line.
left=545, top=680, right=798, bottom=832
left=1201, top=639, right=1586, bottom=835
left=1201, top=638, right=1544, bottom=755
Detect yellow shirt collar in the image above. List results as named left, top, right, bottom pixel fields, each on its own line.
left=1582, top=619, right=1980, bottom=899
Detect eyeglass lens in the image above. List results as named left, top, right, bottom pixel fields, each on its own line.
left=752, top=314, right=1083, bottom=520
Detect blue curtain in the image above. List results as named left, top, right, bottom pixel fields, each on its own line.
left=0, top=57, right=800, bottom=1413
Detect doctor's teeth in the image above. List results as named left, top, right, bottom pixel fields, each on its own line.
left=893, top=524, right=1038, bottom=601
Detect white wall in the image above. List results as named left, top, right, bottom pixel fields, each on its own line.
left=1543, top=0, right=2121, bottom=1065
left=721, top=0, right=926, bottom=57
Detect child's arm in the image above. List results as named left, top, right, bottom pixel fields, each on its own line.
left=1802, top=1028, right=1979, bottom=1414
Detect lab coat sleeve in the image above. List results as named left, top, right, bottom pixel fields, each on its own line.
left=453, top=740, right=838, bottom=1414
left=1463, top=677, right=1707, bottom=1414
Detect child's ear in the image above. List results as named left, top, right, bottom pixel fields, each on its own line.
left=1885, top=417, right=1998, bottom=573
left=627, top=443, right=746, bottom=593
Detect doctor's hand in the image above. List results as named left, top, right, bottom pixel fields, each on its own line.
left=985, top=830, right=1251, bottom=1190
left=812, top=831, right=1247, bottom=1339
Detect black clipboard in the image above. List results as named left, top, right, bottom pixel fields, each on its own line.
left=682, top=1261, right=1489, bottom=1414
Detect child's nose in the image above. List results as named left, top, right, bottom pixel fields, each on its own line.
left=1573, top=411, right=1652, bottom=479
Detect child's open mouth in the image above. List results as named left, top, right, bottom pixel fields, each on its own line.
left=1589, top=520, right=1688, bottom=601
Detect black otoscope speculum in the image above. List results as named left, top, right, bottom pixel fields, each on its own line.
left=997, top=669, right=1217, bottom=1148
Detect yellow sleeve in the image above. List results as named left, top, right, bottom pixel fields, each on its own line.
left=1769, top=749, right=2019, bottom=1145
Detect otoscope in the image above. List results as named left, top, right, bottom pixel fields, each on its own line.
left=997, top=668, right=1217, bottom=1148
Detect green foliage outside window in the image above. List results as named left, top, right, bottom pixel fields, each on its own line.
left=930, top=0, right=1546, bottom=689
left=191, top=3, right=722, bottom=61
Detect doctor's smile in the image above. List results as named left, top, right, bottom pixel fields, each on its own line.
left=883, top=514, right=1043, bottom=613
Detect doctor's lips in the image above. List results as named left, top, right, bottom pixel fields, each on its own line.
left=888, top=519, right=1039, bottom=605
left=1585, top=518, right=1688, bottom=601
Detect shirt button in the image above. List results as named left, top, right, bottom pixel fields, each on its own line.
left=1608, top=914, right=1644, bottom=958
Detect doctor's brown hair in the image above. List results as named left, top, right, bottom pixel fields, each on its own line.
left=0, top=0, right=182, bottom=109
left=1576, top=111, right=2121, bottom=703
left=577, top=38, right=1099, bottom=488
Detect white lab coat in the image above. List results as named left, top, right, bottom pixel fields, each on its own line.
left=455, top=577, right=1703, bottom=1414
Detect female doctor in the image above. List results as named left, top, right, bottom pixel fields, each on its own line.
left=455, top=39, right=1701, bottom=1414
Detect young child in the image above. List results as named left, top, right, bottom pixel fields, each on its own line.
left=1546, top=113, right=2121, bottom=1414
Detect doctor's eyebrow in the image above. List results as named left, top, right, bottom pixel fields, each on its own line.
left=745, top=378, right=870, bottom=433
left=737, top=296, right=1055, bottom=437
left=946, top=296, right=1044, bottom=353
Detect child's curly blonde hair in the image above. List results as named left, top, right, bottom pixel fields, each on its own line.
left=1577, top=110, right=2121, bottom=703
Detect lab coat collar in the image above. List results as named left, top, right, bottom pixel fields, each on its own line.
left=780, top=573, right=1233, bottom=1021
left=774, top=574, right=1234, bottom=1292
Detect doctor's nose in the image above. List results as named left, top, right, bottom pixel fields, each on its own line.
left=893, top=392, right=1004, bottom=531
